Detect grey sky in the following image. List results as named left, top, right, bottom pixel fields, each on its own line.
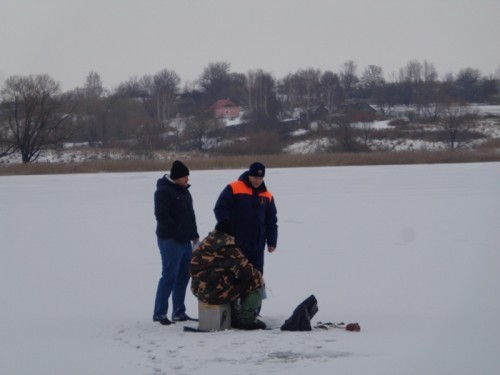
left=1, top=0, right=499, bottom=91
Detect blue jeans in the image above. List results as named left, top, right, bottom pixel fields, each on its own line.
left=153, top=237, right=192, bottom=319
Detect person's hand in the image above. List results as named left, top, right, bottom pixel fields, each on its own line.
left=267, top=246, right=276, bottom=253
left=192, top=238, right=199, bottom=248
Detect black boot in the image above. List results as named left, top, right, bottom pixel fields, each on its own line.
left=153, top=315, right=174, bottom=325
left=233, top=318, right=266, bottom=330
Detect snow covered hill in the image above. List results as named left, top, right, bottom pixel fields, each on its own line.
left=1, top=105, right=499, bottom=165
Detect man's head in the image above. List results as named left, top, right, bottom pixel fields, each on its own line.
left=248, top=162, right=265, bottom=188
left=170, top=160, right=190, bottom=187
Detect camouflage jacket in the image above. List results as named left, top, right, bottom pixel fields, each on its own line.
left=190, top=230, right=263, bottom=305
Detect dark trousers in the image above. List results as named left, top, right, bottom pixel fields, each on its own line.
left=242, top=249, right=265, bottom=275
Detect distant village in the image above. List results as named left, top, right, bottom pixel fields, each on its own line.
left=1, top=61, right=499, bottom=163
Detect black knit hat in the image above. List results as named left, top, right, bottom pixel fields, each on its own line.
left=170, top=160, right=189, bottom=180
left=248, top=162, right=265, bottom=177
left=215, top=220, right=234, bottom=236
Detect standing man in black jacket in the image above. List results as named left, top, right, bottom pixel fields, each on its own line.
left=153, top=160, right=199, bottom=325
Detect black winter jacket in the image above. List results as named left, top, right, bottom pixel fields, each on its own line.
left=154, top=175, right=199, bottom=242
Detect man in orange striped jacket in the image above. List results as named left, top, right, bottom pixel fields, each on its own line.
left=214, top=162, right=278, bottom=274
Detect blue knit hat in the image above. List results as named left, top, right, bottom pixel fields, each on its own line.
left=248, top=162, right=265, bottom=177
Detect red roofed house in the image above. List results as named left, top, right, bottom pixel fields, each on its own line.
left=210, top=99, right=240, bottom=119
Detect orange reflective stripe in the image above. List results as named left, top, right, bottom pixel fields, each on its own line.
left=260, top=191, right=273, bottom=201
left=230, top=180, right=252, bottom=195
left=229, top=180, right=273, bottom=201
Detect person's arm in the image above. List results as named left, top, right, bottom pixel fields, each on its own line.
left=265, top=197, right=278, bottom=251
left=190, top=192, right=199, bottom=244
left=232, top=249, right=263, bottom=291
left=214, top=184, right=234, bottom=222
left=154, top=189, right=175, bottom=230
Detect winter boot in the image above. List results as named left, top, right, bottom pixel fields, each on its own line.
left=233, top=318, right=266, bottom=330
left=231, top=289, right=263, bottom=329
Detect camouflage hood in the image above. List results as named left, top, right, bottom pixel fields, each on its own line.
left=190, top=230, right=263, bottom=305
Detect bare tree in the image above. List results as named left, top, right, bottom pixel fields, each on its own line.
left=398, top=60, right=439, bottom=114
left=115, top=75, right=149, bottom=98
left=134, top=117, right=164, bottom=151
left=399, top=60, right=423, bottom=83
left=84, top=71, right=105, bottom=98
left=183, top=112, right=222, bottom=151
left=197, top=62, right=248, bottom=109
left=300, top=69, right=321, bottom=120
left=277, top=73, right=298, bottom=115
left=334, top=116, right=356, bottom=152
left=167, top=115, right=186, bottom=150
left=437, top=102, right=477, bottom=150
left=282, top=68, right=321, bottom=123
left=115, top=74, right=157, bottom=120
left=339, top=60, right=358, bottom=99
left=153, top=69, right=181, bottom=123
left=0, top=121, right=17, bottom=158
left=358, top=120, right=374, bottom=146
left=320, top=71, right=343, bottom=113
left=455, top=68, right=482, bottom=102
left=0, top=74, right=74, bottom=163
left=79, top=71, right=107, bottom=145
left=198, top=62, right=232, bottom=104
left=360, top=65, right=384, bottom=97
left=246, top=69, right=278, bottom=125
left=422, top=60, right=438, bottom=83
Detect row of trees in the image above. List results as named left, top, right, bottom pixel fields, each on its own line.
left=1, top=60, right=499, bottom=162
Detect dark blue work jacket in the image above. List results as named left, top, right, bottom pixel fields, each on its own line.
left=214, top=172, right=278, bottom=256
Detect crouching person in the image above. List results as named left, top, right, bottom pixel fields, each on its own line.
left=190, top=220, right=266, bottom=330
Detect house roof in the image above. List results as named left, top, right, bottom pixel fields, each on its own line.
left=210, top=98, right=238, bottom=110
left=339, top=102, right=376, bottom=113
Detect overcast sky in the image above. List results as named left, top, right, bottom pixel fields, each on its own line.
left=1, top=0, right=499, bottom=92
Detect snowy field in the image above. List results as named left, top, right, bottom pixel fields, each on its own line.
left=1, top=163, right=500, bottom=375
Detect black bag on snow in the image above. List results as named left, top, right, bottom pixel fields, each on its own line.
left=280, top=294, right=318, bottom=331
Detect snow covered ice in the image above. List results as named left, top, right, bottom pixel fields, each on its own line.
left=1, top=163, right=500, bottom=374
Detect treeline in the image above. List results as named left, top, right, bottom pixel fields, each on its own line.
left=1, top=60, right=499, bottom=162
